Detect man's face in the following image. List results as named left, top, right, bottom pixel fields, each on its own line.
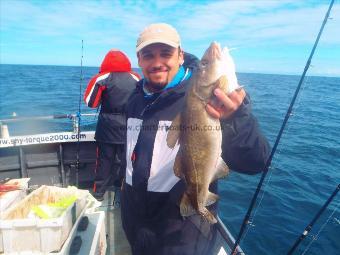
left=138, top=43, right=184, bottom=92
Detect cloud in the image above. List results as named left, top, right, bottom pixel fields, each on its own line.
left=175, top=1, right=340, bottom=46
left=1, top=0, right=339, bottom=76
left=2, top=1, right=338, bottom=46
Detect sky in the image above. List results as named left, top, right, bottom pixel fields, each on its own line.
left=1, top=0, right=339, bottom=77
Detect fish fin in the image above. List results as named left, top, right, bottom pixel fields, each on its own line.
left=180, top=193, right=196, bottom=217
left=205, top=192, right=219, bottom=207
left=212, top=157, right=229, bottom=182
left=173, top=152, right=183, bottom=178
left=199, top=207, right=217, bottom=224
left=181, top=193, right=218, bottom=224
left=166, top=114, right=181, bottom=148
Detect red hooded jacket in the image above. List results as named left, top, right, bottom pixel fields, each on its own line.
left=84, top=50, right=140, bottom=108
left=83, top=50, right=140, bottom=143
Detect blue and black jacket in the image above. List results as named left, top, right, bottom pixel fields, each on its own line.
left=120, top=53, right=270, bottom=255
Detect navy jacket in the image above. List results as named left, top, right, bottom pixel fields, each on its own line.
left=120, top=54, right=270, bottom=254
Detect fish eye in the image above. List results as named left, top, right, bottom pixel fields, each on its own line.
left=200, top=60, right=209, bottom=68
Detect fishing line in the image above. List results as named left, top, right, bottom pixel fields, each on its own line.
left=255, top=37, right=330, bottom=236
left=75, top=39, right=84, bottom=187
left=241, top=72, right=314, bottom=240
left=238, top=49, right=315, bottom=239
left=231, top=1, right=335, bottom=253
left=300, top=200, right=339, bottom=255
left=222, top=50, right=314, bottom=240
left=287, top=184, right=340, bottom=255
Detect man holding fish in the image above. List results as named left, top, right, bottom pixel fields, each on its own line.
left=120, top=23, right=270, bottom=255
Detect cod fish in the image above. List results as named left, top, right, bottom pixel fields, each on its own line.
left=167, top=42, right=239, bottom=224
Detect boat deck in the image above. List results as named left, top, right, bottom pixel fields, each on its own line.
left=96, top=188, right=244, bottom=255
left=98, top=190, right=132, bottom=255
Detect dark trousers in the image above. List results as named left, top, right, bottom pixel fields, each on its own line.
left=123, top=217, right=218, bottom=255
left=93, top=142, right=124, bottom=194
left=121, top=184, right=218, bottom=255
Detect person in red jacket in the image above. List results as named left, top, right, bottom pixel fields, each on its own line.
left=84, top=49, right=140, bottom=200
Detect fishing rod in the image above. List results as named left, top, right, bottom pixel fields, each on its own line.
left=75, top=39, right=84, bottom=187
left=287, top=184, right=339, bottom=255
left=231, top=1, right=335, bottom=254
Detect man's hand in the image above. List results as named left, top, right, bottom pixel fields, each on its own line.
left=206, top=88, right=246, bottom=119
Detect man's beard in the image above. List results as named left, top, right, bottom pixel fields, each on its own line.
left=145, top=66, right=169, bottom=92
left=145, top=81, right=167, bottom=93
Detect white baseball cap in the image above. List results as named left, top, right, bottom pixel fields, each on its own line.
left=136, top=23, right=181, bottom=52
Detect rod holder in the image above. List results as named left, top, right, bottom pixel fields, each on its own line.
left=0, top=122, right=10, bottom=139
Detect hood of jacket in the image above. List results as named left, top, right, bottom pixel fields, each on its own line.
left=99, top=50, right=132, bottom=73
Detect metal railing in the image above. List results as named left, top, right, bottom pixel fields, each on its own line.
left=0, top=113, right=97, bottom=138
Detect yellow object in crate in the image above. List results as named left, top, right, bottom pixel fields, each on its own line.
left=31, top=195, right=78, bottom=219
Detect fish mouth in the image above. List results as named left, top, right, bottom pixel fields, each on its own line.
left=211, top=42, right=222, bottom=60
left=203, top=42, right=222, bottom=61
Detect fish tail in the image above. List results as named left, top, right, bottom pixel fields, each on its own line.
left=205, top=191, right=219, bottom=207
left=180, top=193, right=196, bottom=217
left=199, top=207, right=217, bottom=224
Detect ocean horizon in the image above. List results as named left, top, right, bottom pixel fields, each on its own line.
left=1, top=63, right=339, bottom=79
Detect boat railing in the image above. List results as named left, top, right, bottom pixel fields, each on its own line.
left=216, top=216, right=245, bottom=254
left=0, top=113, right=97, bottom=138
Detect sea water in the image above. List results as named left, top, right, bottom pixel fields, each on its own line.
left=0, top=64, right=339, bottom=255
